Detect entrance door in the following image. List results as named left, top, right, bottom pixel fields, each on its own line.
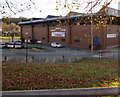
left=93, top=37, right=100, bottom=45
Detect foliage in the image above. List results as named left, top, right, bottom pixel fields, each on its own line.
left=100, top=79, right=120, bottom=87
left=2, top=17, right=29, bottom=24
left=55, top=0, right=113, bottom=13
left=2, top=22, right=20, bottom=37
left=2, top=59, right=119, bottom=91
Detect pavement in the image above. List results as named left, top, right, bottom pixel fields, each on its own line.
left=2, top=87, right=120, bottom=96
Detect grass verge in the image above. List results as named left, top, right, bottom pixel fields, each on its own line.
left=26, top=46, right=44, bottom=50
left=2, top=59, right=119, bottom=91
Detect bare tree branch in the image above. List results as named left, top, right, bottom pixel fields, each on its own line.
left=5, top=0, right=16, bottom=14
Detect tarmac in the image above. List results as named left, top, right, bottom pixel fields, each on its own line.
left=2, top=87, right=120, bottom=96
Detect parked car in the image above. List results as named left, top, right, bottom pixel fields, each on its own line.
left=14, top=42, right=24, bottom=49
left=0, top=42, right=8, bottom=48
left=16, top=39, right=22, bottom=43
left=7, top=42, right=15, bottom=48
left=51, top=42, right=63, bottom=48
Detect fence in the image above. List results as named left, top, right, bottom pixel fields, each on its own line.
left=2, top=56, right=82, bottom=63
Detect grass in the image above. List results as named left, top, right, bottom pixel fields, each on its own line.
left=27, top=46, right=43, bottom=50
left=2, top=59, right=119, bottom=91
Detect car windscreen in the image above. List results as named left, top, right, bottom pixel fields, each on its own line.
left=9, top=43, right=14, bottom=45
left=15, top=43, right=21, bottom=45
left=56, top=43, right=60, bottom=45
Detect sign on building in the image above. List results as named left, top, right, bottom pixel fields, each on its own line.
left=51, top=32, right=65, bottom=37
left=107, top=34, right=118, bottom=38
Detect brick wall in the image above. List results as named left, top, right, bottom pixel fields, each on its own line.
left=21, top=22, right=119, bottom=49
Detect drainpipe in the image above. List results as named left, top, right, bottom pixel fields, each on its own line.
left=31, top=25, right=34, bottom=42
left=47, top=22, right=49, bottom=43
left=69, top=23, right=72, bottom=45
left=20, top=25, right=23, bottom=41
left=68, top=18, right=72, bottom=45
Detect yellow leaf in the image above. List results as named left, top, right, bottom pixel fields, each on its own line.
left=100, top=16, right=102, bottom=18
left=111, top=17, right=115, bottom=20
left=112, top=12, right=115, bottom=14
left=115, top=11, right=118, bottom=13
left=56, top=7, right=59, bottom=10
left=64, top=5, right=66, bottom=7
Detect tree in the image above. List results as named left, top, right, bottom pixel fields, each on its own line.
left=0, top=0, right=36, bottom=16
left=0, top=0, right=115, bottom=17
left=55, top=0, right=114, bottom=14
left=2, top=22, right=20, bottom=37
left=2, top=16, right=28, bottom=24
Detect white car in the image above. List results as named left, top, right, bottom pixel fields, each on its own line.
left=51, top=42, right=63, bottom=48
left=14, top=42, right=24, bottom=48
left=7, top=42, right=15, bottom=48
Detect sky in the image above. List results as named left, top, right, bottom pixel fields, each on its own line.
left=0, top=0, right=120, bottom=18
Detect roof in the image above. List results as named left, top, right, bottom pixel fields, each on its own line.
left=46, top=15, right=59, bottom=18
left=105, top=7, right=120, bottom=16
left=32, top=18, right=43, bottom=20
left=97, top=7, right=120, bottom=16
left=66, top=11, right=83, bottom=16
left=18, top=7, right=120, bottom=25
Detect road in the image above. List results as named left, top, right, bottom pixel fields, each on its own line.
left=1, top=44, right=119, bottom=63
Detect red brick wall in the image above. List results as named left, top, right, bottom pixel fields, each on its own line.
left=33, top=24, right=48, bottom=43
left=106, top=25, right=119, bottom=47
left=71, top=25, right=91, bottom=48
left=21, top=22, right=119, bottom=49
left=22, top=25, right=32, bottom=40
left=49, top=26, right=70, bottom=45
left=70, top=24, right=107, bottom=48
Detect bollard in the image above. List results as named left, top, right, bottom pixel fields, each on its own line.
left=99, top=53, right=102, bottom=59
left=4, top=56, right=7, bottom=61
left=75, top=57, right=78, bottom=62
left=32, top=56, right=34, bottom=62
left=62, top=55, right=64, bottom=63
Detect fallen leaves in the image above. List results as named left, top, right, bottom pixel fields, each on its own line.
left=2, top=59, right=118, bottom=90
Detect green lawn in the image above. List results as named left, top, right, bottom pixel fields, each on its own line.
left=2, top=59, right=119, bottom=91
left=27, top=46, right=44, bottom=50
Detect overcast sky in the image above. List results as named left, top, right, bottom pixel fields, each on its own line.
left=0, top=0, right=119, bottom=18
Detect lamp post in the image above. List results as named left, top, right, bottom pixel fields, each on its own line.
left=90, top=1, right=94, bottom=54
left=25, top=32, right=28, bottom=62
left=87, top=1, right=94, bottom=54
left=25, top=39, right=28, bottom=62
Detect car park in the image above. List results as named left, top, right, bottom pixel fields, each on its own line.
left=7, top=42, right=25, bottom=49
left=51, top=42, right=63, bottom=48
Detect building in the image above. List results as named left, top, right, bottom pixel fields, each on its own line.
left=18, top=7, right=120, bottom=49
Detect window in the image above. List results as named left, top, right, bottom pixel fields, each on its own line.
left=42, top=38, right=45, bottom=40
left=74, top=39, right=80, bottom=42
left=61, top=39, right=66, bottom=41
